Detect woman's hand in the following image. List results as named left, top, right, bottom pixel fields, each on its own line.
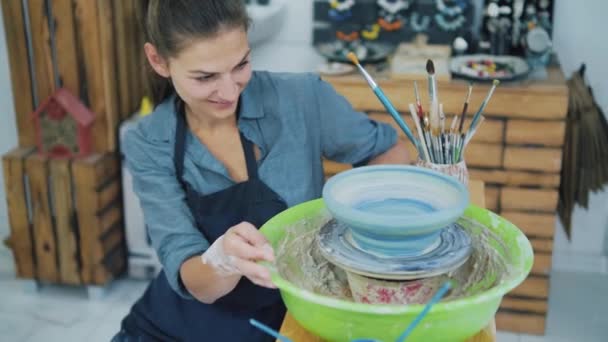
left=202, top=222, right=276, bottom=289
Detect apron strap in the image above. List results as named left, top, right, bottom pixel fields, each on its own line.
left=240, top=132, right=259, bottom=180
left=173, top=99, right=188, bottom=187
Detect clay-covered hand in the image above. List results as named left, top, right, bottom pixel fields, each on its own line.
left=201, top=222, right=276, bottom=288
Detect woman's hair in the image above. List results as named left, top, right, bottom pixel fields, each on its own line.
left=141, top=0, right=250, bottom=104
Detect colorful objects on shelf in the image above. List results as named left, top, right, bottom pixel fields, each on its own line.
left=480, top=0, right=554, bottom=57
left=449, top=54, right=529, bottom=82
left=313, top=0, right=475, bottom=65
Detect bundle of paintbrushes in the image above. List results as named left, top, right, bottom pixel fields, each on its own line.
left=346, top=52, right=500, bottom=165
left=411, top=61, right=500, bottom=165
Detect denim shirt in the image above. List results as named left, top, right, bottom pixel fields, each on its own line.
left=123, top=71, right=398, bottom=298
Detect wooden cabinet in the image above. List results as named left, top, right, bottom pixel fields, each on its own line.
left=3, top=148, right=126, bottom=287
left=322, top=67, right=569, bottom=335
left=1, top=0, right=147, bottom=152
left=1, top=0, right=145, bottom=292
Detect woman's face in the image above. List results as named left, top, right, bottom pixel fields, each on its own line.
left=146, top=27, right=252, bottom=121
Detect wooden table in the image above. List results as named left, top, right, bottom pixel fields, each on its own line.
left=278, top=180, right=496, bottom=342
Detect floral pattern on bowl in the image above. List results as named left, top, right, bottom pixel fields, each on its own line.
left=347, top=271, right=447, bottom=305
left=416, top=159, right=469, bottom=186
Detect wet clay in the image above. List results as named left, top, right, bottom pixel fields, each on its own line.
left=275, top=210, right=513, bottom=304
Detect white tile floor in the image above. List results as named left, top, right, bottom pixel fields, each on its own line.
left=1, top=244, right=606, bottom=342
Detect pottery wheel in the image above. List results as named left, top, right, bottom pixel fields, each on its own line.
left=316, top=219, right=472, bottom=280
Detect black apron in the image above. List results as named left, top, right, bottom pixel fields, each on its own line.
left=119, top=103, right=287, bottom=341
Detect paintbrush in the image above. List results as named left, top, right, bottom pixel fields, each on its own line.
left=458, top=83, right=473, bottom=133
left=450, top=113, right=459, bottom=132
left=439, top=104, right=446, bottom=134
left=454, top=134, right=464, bottom=163
left=440, top=104, right=449, bottom=163
left=409, top=104, right=431, bottom=162
left=465, top=115, right=486, bottom=146
left=396, top=281, right=453, bottom=342
left=426, top=59, right=438, bottom=105
left=458, top=132, right=466, bottom=162
left=413, top=81, right=424, bottom=121
left=469, top=80, right=499, bottom=133
left=347, top=52, right=419, bottom=149
left=422, top=119, right=436, bottom=163
left=249, top=319, right=292, bottom=342
left=449, top=114, right=459, bottom=163
left=429, top=102, right=441, bottom=152
left=427, top=60, right=441, bottom=137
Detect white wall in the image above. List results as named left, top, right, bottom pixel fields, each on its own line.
left=551, top=0, right=608, bottom=274
left=250, top=0, right=324, bottom=73
left=0, top=4, right=20, bottom=240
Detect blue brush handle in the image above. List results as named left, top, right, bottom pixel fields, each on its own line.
left=373, top=87, right=419, bottom=148
left=249, top=319, right=293, bottom=342
left=469, top=108, right=484, bottom=133
left=396, top=281, right=452, bottom=342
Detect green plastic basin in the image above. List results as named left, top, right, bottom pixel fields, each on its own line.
left=260, top=199, right=533, bottom=342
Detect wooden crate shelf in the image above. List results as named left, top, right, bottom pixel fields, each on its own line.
left=503, top=147, right=563, bottom=173
left=2, top=148, right=126, bottom=286
left=500, top=187, right=559, bottom=212
left=323, top=68, right=569, bottom=335
left=505, top=120, right=566, bottom=147
left=468, top=169, right=561, bottom=188
left=501, top=296, right=549, bottom=315
left=496, top=311, right=547, bottom=335
left=1, top=0, right=147, bottom=151
left=1, top=1, right=147, bottom=295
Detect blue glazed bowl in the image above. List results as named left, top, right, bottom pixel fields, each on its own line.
left=322, top=165, right=470, bottom=256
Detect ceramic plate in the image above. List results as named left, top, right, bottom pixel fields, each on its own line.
left=317, top=62, right=355, bottom=76
left=450, top=54, right=530, bottom=82
left=317, top=219, right=472, bottom=280
left=315, top=41, right=396, bottom=64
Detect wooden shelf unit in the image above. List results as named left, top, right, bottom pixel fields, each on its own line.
left=322, top=68, right=569, bottom=335
left=3, top=148, right=126, bottom=287
left=1, top=0, right=147, bottom=290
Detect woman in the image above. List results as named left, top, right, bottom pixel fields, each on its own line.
left=115, top=0, right=410, bottom=341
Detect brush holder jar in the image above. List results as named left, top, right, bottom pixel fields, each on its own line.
left=416, top=158, right=469, bottom=186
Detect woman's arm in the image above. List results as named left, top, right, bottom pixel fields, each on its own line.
left=367, top=138, right=412, bottom=165
left=311, top=76, right=407, bottom=166
left=180, top=256, right=241, bottom=303
left=124, top=128, right=273, bottom=304
left=180, top=222, right=275, bottom=304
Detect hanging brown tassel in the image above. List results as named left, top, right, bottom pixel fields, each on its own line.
left=558, top=64, right=608, bottom=239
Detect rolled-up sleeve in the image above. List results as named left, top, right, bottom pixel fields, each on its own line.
left=312, top=76, right=398, bottom=165
left=123, top=127, right=209, bottom=299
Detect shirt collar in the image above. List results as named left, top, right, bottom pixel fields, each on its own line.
left=238, top=71, right=265, bottom=120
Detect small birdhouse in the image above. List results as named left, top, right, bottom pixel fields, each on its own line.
left=32, top=88, right=95, bottom=158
